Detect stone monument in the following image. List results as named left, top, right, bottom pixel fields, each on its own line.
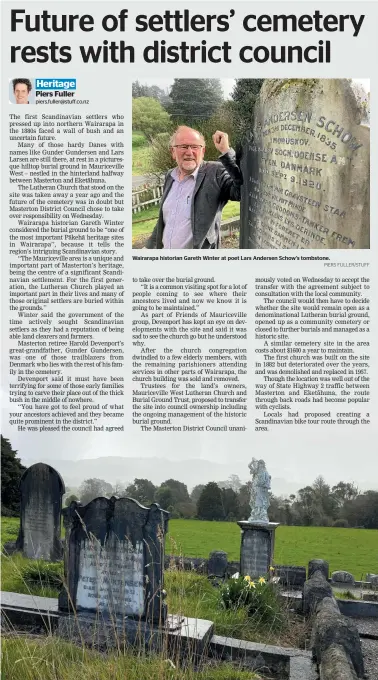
left=58, top=496, right=170, bottom=647
left=16, top=462, right=65, bottom=561
left=239, top=79, right=370, bottom=249
left=238, top=459, right=279, bottom=579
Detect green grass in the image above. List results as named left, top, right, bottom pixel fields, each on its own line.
left=132, top=201, right=240, bottom=241
left=3, top=517, right=377, bottom=583
left=166, top=521, right=377, bottom=580
left=132, top=130, right=152, bottom=175
left=164, top=571, right=298, bottom=646
left=334, top=590, right=357, bottom=600
left=2, top=637, right=262, bottom=680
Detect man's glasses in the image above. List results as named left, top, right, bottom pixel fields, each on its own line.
left=173, top=144, right=203, bottom=151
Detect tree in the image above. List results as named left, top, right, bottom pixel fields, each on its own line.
left=190, top=484, right=205, bottom=505
left=1, top=436, right=26, bottom=515
left=218, top=474, right=242, bottom=493
left=78, top=478, right=113, bottom=506
left=220, top=487, right=240, bottom=521
left=132, top=81, right=171, bottom=109
left=342, top=491, right=378, bottom=529
left=268, top=494, right=294, bottom=525
left=159, top=479, right=190, bottom=505
left=332, top=481, right=359, bottom=508
left=65, top=494, right=79, bottom=507
left=230, top=79, right=264, bottom=139
left=125, top=478, right=156, bottom=506
left=175, top=501, right=196, bottom=519
left=238, top=481, right=252, bottom=520
left=197, top=482, right=224, bottom=520
left=112, top=480, right=128, bottom=497
left=168, top=79, right=223, bottom=121
left=155, top=485, right=174, bottom=510
left=132, top=97, right=172, bottom=142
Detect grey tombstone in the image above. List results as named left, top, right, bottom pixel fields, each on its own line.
left=274, top=565, right=307, bottom=590
left=16, top=462, right=65, bottom=561
left=237, top=521, right=279, bottom=579
left=331, top=571, right=355, bottom=586
left=59, top=496, right=169, bottom=624
left=208, top=550, right=228, bottom=579
left=238, top=458, right=278, bottom=579
left=366, top=573, right=378, bottom=586
left=240, top=79, right=370, bottom=250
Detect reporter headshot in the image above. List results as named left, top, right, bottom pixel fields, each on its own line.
left=145, top=126, right=242, bottom=249
left=12, top=78, right=32, bottom=104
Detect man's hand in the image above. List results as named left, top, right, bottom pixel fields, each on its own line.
left=212, top=130, right=230, bottom=155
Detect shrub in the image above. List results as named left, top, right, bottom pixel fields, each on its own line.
left=1, top=505, right=18, bottom=517
left=20, top=560, right=63, bottom=589
left=132, top=132, right=149, bottom=148
left=334, top=590, right=357, bottom=600
left=333, top=519, right=349, bottom=528
left=219, top=575, right=284, bottom=629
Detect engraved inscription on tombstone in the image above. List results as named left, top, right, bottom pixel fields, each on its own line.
left=240, top=79, right=370, bottom=250
left=16, top=462, right=65, bottom=561
left=241, top=530, right=269, bottom=578
left=59, top=497, right=169, bottom=623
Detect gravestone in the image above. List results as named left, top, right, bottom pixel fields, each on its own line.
left=16, top=462, right=65, bottom=561
left=208, top=550, right=228, bottom=579
left=237, top=521, right=279, bottom=579
left=274, top=565, right=307, bottom=590
left=240, top=79, right=370, bottom=249
left=59, top=496, right=169, bottom=623
left=331, top=571, right=355, bottom=586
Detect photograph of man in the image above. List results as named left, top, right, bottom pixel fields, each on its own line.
left=12, top=78, right=32, bottom=104
left=145, top=126, right=242, bottom=249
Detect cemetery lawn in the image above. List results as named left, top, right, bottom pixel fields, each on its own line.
left=2, top=516, right=377, bottom=579
left=167, top=521, right=378, bottom=580
left=3, top=516, right=376, bottom=586
left=2, top=637, right=262, bottom=680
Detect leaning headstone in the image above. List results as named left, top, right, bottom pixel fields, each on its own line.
left=208, top=551, right=228, bottom=579
left=16, top=463, right=65, bottom=561
left=240, top=79, right=370, bottom=250
left=59, top=496, right=169, bottom=647
left=331, top=571, right=355, bottom=586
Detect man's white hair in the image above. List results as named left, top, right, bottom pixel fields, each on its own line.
left=169, top=126, right=205, bottom=148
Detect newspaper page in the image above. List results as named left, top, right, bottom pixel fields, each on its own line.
left=1, top=1, right=377, bottom=676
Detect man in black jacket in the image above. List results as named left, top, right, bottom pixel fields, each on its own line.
left=145, top=126, right=242, bottom=249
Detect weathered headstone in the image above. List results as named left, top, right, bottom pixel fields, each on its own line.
left=274, top=565, right=307, bottom=590
left=208, top=550, right=228, bottom=579
left=331, top=571, right=355, bottom=586
left=240, top=79, right=370, bottom=249
left=366, top=573, right=378, bottom=586
left=238, top=458, right=278, bottom=579
left=59, top=496, right=169, bottom=623
left=16, top=463, right=65, bottom=561
left=238, top=521, right=278, bottom=579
